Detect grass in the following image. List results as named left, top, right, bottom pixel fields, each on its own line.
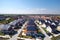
left=0, top=38, right=9, bottom=40
left=51, top=35, right=60, bottom=40
left=0, top=31, right=4, bottom=36
left=0, top=18, right=14, bottom=24
left=19, top=35, right=32, bottom=38
left=42, top=27, right=49, bottom=33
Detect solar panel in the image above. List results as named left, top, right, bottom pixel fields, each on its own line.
left=27, top=25, right=37, bottom=31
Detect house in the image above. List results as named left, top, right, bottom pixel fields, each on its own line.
left=24, top=19, right=38, bottom=36
left=26, top=25, right=37, bottom=36
left=27, top=25, right=37, bottom=31
left=1, top=19, right=25, bottom=30
left=0, top=24, right=17, bottom=35
left=0, top=16, right=6, bottom=21
left=0, top=19, right=21, bottom=35
left=0, top=24, right=5, bottom=31
left=0, top=24, right=11, bottom=31
left=46, top=26, right=52, bottom=33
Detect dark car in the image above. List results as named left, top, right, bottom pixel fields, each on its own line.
left=47, top=33, right=52, bottom=36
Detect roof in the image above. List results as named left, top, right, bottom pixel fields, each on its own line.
left=9, top=20, right=17, bottom=25
left=0, top=24, right=10, bottom=30
left=27, top=25, right=37, bottom=31
left=3, top=24, right=10, bottom=30
left=28, top=20, right=35, bottom=25
left=0, top=19, right=24, bottom=30
left=0, top=24, right=5, bottom=30
left=9, top=19, right=24, bottom=25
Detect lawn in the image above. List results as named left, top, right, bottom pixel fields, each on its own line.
left=0, top=31, right=4, bottom=36
left=51, top=35, right=60, bottom=40
left=0, top=18, right=14, bottom=24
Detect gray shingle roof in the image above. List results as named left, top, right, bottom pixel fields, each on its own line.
left=9, top=19, right=23, bottom=25
left=0, top=19, right=23, bottom=30
left=0, top=24, right=10, bottom=30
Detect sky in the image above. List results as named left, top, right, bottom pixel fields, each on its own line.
left=0, top=0, right=60, bottom=14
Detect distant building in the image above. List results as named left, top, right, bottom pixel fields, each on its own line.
left=0, top=16, right=6, bottom=21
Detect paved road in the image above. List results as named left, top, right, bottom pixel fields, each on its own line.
left=8, top=21, right=28, bottom=40
left=35, top=20, right=51, bottom=40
